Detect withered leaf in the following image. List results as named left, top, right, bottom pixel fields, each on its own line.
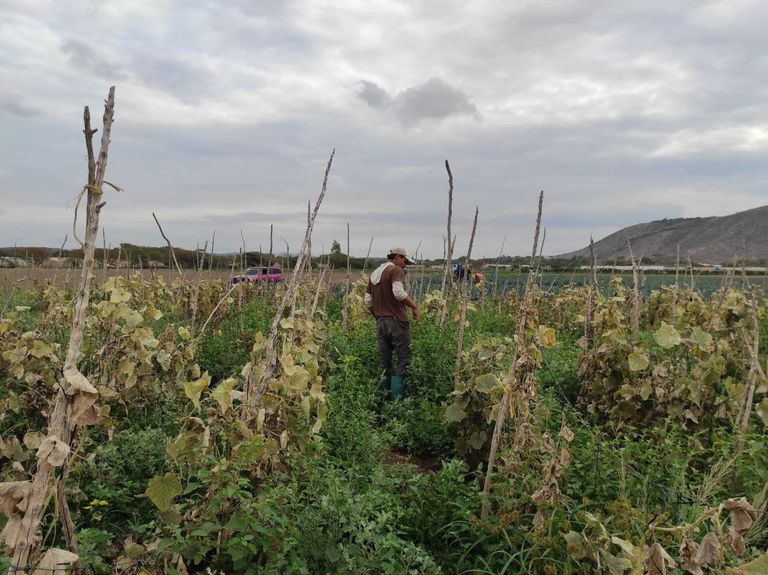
left=559, top=424, right=575, bottom=443
left=724, top=498, right=757, bottom=534
left=22, top=431, right=44, bottom=450
left=36, top=436, right=70, bottom=467
left=645, top=542, right=676, bottom=575
left=32, top=548, right=79, bottom=575
left=601, top=550, right=633, bottom=575
left=697, top=532, right=722, bottom=565
left=0, top=515, right=23, bottom=547
left=679, top=536, right=703, bottom=575
left=725, top=529, right=746, bottom=556
left=0, top=480, right=32, bottom=517
left=63, top=367, right=97, bottom=395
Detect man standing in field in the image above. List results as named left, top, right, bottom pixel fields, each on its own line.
left=365, top=247, right=420, bottom=399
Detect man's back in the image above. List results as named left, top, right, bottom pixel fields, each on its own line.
left=367, top=262, right=407, bottom=321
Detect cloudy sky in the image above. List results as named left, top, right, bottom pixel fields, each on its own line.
left=1, top=0, right=766, bottom=258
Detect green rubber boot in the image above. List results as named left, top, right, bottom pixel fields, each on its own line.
left=390, top=375, right=405, bottom=400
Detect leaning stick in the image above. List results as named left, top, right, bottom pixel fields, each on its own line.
left=440, top=160, right=454, bottom=325
left=311, top=266, right=328, bottom=317
left=152, top=212, right=183, bottom=277
left=244, top=149, right=335, bottom=412
left=362, top=236, right=374, bottom=273
left=481, top=191, right=543, bottom=521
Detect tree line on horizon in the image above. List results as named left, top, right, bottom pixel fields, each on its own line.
left=3, top=243, right=767, bottom=271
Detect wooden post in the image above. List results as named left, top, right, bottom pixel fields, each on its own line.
left=628, top=240, right=640, bottom=344
left=440, top=160, right=454, bottom=326
left=8, top=87, right=116, bottom=573
left=481, top=191, right=543, bottom=521
left=454, top=207, right=479, bottom=387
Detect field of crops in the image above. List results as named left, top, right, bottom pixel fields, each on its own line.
left=1, top=262, right=767, bottom=574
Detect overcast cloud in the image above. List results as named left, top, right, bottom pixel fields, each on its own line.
left=1, top=0, right=767, bottom=258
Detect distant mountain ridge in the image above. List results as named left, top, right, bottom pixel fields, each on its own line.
left=559, top=205, right=768, bottom=264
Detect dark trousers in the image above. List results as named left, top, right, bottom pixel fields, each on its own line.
left=376, top=317, right=411, bottom=377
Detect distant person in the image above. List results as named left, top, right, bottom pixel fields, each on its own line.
left=365, top=247, right=420, bottom=399
left=453, top=263, right=467, bottom=281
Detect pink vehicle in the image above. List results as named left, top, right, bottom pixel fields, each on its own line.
left=231, top=265, right=284, bottom=284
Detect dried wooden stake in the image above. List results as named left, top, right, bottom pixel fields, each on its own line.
left=342, top=222, right=352, bottom=328
left=491, top=234, right=506, bottom=299
left=454, top=207, right=479, bottom=387
left=481, top=190, right=543, bottom=521
left=311, top=266, right=328, bottom=316
left=362, top=236, right=374, bottom=273
left=8, top=86, right=117, bottom=572
left=735, top=288, right=763, bottom=455
left=589, top=235, right=600, bottom=296
left=585, top=236, right=596, bottom=345
left=208, top=230, right=216, bottom=271
left=628, top=240, right=640, bottom=344
left=440, top=160, right=454, bottom=326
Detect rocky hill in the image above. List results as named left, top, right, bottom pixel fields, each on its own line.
left=559, top=205, right=768, bottom=264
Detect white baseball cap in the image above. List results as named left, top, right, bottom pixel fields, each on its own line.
left=388, top=247, right=416, bottom=264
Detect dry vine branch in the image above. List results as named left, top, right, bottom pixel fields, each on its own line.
left=243, top=149, right=335, bottom=413
left=481, top=190, right=544, bottom=521
left=8, top=86, right=116, bottom=573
